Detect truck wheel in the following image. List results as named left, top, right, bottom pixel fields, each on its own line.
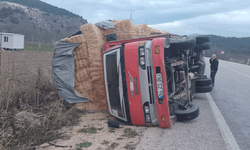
left=170, top=36, right=196, bottom=51
left=196, top=85, right=213, bottom=93
left=175, top=103, right=199, bottom=122
left=195, top=78, right=212, bottom=87
left=194, top=43, right=210, bottom=52
left=196, top=36, right=210, bottom=44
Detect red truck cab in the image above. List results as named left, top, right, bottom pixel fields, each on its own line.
left=102, top=34, right=211, bottom=128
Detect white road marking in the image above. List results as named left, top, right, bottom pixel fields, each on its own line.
left=220, top=66, right=250, bottom=79
left=206, top=93, right=240, bottom=150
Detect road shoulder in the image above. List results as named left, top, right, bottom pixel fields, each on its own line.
left=136, top=93, right=227, bottom=150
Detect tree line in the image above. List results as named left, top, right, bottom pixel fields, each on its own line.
left=0, top=7, right=24, bottom=18
left=204, top=35, right=250, bottom=65
left=207, top=35, right=250, bottom=55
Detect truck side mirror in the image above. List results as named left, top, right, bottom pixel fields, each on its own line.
left=106, top=33, right=117, bottom=42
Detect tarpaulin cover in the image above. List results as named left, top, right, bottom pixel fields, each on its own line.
left=52, top=40, right=90, bottom=103
left=94, top=20, right=115, bottom=29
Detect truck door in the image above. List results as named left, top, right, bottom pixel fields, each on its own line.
left=103, top=46, right=129, bottom=122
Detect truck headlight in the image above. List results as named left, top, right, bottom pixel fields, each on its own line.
left=140, top=57, right=145, bottom=65
left=146, top=114, right=151, bottom=123
left=138, top=45, right=146, bottom=70
left=144, top=106, right=150, bottom=114
left=140, top=47, right=145, bottom=56
left=156, top=73, right=164, bottom=99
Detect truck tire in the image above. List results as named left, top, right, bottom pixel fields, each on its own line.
left=195, top=78, right=212, bottom=87
left=196, top=85, right=213, bottom=93
left=194, top=43, right=210, bottom=52
left=175, top=103, right=199, bottom=122
left=170, top=36, right=196, bottom=51
left=196, top=36, right=210, bottom=44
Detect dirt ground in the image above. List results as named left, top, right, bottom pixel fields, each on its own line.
left=36, top=112, right=146, bottom=150
left=0, top=50, right=53, bottom=82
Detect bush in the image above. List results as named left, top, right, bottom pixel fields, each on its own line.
left=14, top=8, right=25, bottom=14
left=10, top=16, right=19, bottom=24
left=0, top=68, right=85, bottom=149
left=0, top=7, right=14, bottom=18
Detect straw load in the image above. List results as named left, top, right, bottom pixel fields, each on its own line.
left=62, top=19, right=166, bottom=111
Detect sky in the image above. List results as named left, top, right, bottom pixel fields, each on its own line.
left=41, top=0, right=250, bottom=37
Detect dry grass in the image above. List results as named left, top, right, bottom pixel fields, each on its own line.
left=124, top=142, right=137, bottom=150
left=75, top=141, right=92, bottom=149
left=101, top=140, right=109, bottom=145
left=0, top=51, right=85, bottom=149
left=78, top=126, right=99, bottom=134
left=109, top=142, right=119, bottom=149
left=109, top=127, right=116, bottom=133
left=122, top=128, right=138, bottom=139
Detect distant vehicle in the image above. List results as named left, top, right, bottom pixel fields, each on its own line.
left=103, top=33, right=212, bottom=128
left=0, top=32, right=24, bottom=50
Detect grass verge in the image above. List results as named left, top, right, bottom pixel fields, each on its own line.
left=24, top=42, right=53, bottom=51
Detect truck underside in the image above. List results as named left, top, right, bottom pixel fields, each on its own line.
left=103, top=34, right=213, bottom=127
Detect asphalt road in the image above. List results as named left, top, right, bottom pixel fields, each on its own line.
left=204, top=57, right=250, bottom=150
left=137, top=58, right=250, bottom=150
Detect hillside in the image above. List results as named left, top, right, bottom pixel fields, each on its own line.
left=3, top=0, right=82, bottom=18
left=204, top=35, right=250, bottom=64
left=207, top=35, right=250, bottom=55
left=0, top=1, right=87, bottom=43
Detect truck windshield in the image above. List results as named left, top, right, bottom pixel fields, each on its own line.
left=104, top=48, right=126, bottom=121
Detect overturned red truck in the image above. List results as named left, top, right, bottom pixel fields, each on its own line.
left=102, top=34, right=212, bottom=128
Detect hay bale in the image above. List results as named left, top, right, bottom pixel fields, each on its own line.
left=75, top=59, right=90, bottom=70
left=63, top=20, right=166, bottom=111
left=74, top=43, right=88, bottom=60
left=113, top=19, right=133, bottom=33
left=75, top=68, right=89, bottom=82
left=104, top=19, right=166, bottom=41
left=62, top=34, right=85, bottom=43
left=75, top=100, right=107, bottom=110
